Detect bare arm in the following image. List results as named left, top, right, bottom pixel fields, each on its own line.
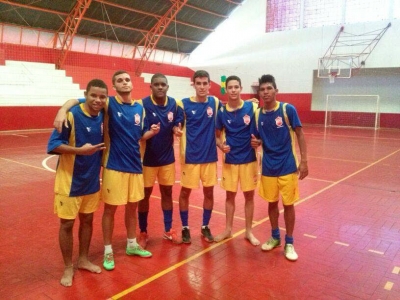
left=142, top=123, right=160, bottom=141
left=250, top=134, right=261, bottom=149
left=52, top=143, right=105, bottom=155
left=295, top=127, right=308, bottom=180
left=173, top=122, right=183, bottom=137
left=53, top=99, right=80, bottom=133
left=216, top=129, right=230, bottom=153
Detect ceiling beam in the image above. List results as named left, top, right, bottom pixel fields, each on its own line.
left=56, top=0, right=92, bottom=69
left=95, top=0, right=213, bottom=32
left=0, top=0, right=200, bottom=45
left=134, top=0, right=188, bottom=77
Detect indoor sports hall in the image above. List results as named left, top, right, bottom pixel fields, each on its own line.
left=1, top=1, right=400, bottom=299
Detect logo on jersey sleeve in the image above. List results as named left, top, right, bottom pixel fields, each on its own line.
left=243, top=114, right=250, bottom=125
left=168, top=111, right=174, bottom=122
left=207, top=106, right=213, bottom=118
left=134, top=113, right=141, bottom=126
left=275, top=116, right=283, bottom=128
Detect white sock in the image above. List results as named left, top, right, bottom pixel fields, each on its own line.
left=127, top=238, right=137, bottom=248
left=104, top=245, right=113, bottom=254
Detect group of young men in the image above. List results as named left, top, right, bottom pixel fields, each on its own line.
left=48, top=70, right=308, bottom=287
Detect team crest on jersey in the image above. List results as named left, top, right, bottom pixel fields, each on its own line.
left=207, top=106, right=213, bottom=118
left=243, top=114, right=250, bottom=125
left=168, top=111, right=174, bottom=122
left=275, top=116, right=283, bottom=128
left=134, top=113, right=141, bottom=125
left=86, top=127, right=91, bottom=132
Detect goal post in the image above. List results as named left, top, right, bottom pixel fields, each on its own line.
left=325, top=95, right=380, bottom=130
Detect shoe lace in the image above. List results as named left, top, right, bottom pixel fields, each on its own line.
left=286, top=244, right=294, bottom=253
left=105, top=253, right=114, bottom=262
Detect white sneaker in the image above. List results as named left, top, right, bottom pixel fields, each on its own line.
left=261, top=237, right=281, bottom=251
left=284, top=244, right=298, bottom=261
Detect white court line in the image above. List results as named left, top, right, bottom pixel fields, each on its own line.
left=42, top=155, right=56, bottom=173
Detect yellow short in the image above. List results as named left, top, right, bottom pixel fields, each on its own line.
left=258, top=172, right=299, bottom=205
left=54, top=191, right=100, bottom=220
left=101, top=168, right=144, bottom=205
left=180, top=162, right=217, bottom=189
left=143, top=163, right=175, bottom=187
left=221, top=161, right=258, bottom=192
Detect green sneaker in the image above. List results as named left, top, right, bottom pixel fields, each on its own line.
left=126, top=245, right=152, bottom=258
left=261, top=237, right=281, bottom=251
left=103, top=252, right=115, bottom=271
left=284, top=244, right=298, bottom=261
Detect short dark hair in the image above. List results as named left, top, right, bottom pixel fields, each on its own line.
left=151, top=73, right=168, bottom=84
left=193, top=70, right=210, bottom=83
left=258, top=74, right=277, bottom=89
left=112, top=70, right=129, bottom=84
left=226, top=75, right=241, bottom=88
left=86, top=79, right=108, bottom=93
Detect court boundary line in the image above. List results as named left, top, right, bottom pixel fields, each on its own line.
left=109, top=148, right=400, bottom=299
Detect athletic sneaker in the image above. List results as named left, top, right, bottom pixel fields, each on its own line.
left=126, top=245, right=152, bottom=258
left=201, top=226, right=214, bottom=243
left=163, top=229, right=182, bottom=244
left=103, top=252, right=115, bottom=271
left=182, top=227, right=191, bottom=244
left=261, top=237, right=281, bottom=251
left=284, top=244, right=298, bottom=261
left=137, top=232, right=149, bottom=249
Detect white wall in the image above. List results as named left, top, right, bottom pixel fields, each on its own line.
left=188, top=0, right=400, bottom=94
left=141, top=73, right=193, bottom=100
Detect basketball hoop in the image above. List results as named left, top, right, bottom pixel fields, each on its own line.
left=329, top=72, right=338, bottom=84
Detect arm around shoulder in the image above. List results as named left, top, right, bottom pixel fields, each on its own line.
left=54, top=99, right=80, bottom=133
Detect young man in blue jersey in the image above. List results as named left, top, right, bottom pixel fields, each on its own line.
left=214, top=75, right=260, bottom=246
left=54, top=71, right=160, bottom=271
left=251, top=74, right=308, bottom=261
left=137, top=73, right=184, bottom=247
left=48, top=79, right=108, bottom=287
left=175, top=70, right=221, bottom=243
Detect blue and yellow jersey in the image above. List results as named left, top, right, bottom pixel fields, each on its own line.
left=139, top=95, right=184, bottom=167
left=102, top=95, right=148, bottom=174
left=47, top=104, right=103, bottom=197
left=216, top=100, right=258, bottom=164
left=177, top=96, right=221, bottom=164
left=256, top=101, right=302, bottom=176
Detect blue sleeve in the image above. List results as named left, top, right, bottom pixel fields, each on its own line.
left=249, top=114, right=257, bottom=136
left=216, top=107, right=224, bottom=130
left=143, top=108, right=150, bottom=134
left=286, top=104, right=302, bottom=128
left=174, top=104, right=184, bottom=126
left=78, top=98, right=85, bottom=104
left=175, top=105, right=185, bottom=128
left=47, top=121, right=71, bottom=154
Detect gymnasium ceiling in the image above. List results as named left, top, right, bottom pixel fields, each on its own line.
left=0, top=0, right=245, bottom=54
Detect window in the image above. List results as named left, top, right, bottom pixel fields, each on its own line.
left=266, top=0, right=399, bottom=32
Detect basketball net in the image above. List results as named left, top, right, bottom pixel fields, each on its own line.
left=329, top=72, right=337, bottom=84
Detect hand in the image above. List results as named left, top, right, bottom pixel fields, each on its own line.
left=151, top=122, right=161, bottom=135
left=54, top=109, right=68, bottom=133
left=250, top=134, right=261, bottom=149
left=298, top=160, right=308, bottom=180
left=79, top=143, right=106, bottom=155
left=174, top=123, right=183, bottom=137
left=219, top=141, right=231, bottom=153
left=246, top=98, right=259, bottom=104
